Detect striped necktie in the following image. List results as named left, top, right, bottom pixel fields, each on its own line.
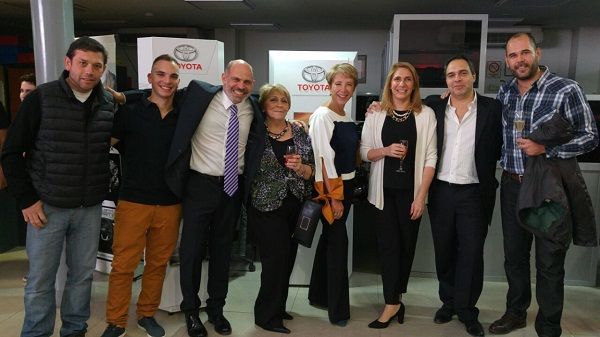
left=223, top=104, right=239, bottom=196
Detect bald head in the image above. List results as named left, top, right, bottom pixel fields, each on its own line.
left=222, top=59, right=255, bottom=104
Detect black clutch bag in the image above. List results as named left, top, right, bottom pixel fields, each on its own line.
left=351, top=162, right=369, bottom=204
left=293, top=199, right=322, bottom=248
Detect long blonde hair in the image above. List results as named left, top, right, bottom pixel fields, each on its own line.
left=380, top=62, right=422, bottom=115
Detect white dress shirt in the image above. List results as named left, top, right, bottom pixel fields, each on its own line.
left=437, top=94, right=479, bottom=184
left=190, top=91, right=254, bottom=176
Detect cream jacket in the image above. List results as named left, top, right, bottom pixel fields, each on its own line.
left=360, top=106, right=437, bottom=210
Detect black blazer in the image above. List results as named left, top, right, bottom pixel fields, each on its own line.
left=165, top=80, right=265, bottom=203
left=425, top=93, right=502, bottom=225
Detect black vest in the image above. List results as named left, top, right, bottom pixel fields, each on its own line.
left=28, top=73, right=114, bottom=208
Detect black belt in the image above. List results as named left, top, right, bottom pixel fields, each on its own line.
left=436, top=179, right=479, bottom=188
left=191, top=170, right=224, bottom=183
left=502, top=170, right=523, bottom=183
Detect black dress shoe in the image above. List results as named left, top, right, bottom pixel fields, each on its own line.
left=185, top=313, right=207, bottom=337
left=281, top=312, right=293, bottom=320
left=257, top=323, right=291, bottom=334
left=465, top=320, right=485, bottom=337
left=488, top=313, right=526, bottom=334
left=208, top=314, right=232, bottom=335
left=434, top=307, right=455, bottom=324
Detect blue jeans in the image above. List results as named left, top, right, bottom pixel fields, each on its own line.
left=22, top=203, right=101, bottom=337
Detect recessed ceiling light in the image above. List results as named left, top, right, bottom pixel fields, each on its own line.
left=184, top=0, right=255, bottom=10
left=230, top=23, right=279, bottom=30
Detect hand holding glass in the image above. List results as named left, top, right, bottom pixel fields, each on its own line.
left=396, top=140, right=408, bottom=173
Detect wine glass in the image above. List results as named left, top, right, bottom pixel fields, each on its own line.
left=396, top=140, right=408, bottom=173
left=285, top=145, right=297, bottom=163
left=284, top=145, right=297, bottom=180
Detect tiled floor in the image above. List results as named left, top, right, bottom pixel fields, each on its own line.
left=1, top=248, right=599, bottom=337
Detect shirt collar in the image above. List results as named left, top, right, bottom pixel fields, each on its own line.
left=220, top=90, right=247, bottom=112
left=533, top=65, right=551, bottom=89
left=446, top=89, right=477, bottom=110
left=142, top=94, right=179, bottom=116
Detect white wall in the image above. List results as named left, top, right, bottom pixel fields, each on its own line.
left=574, top=27, right=600, bottom=95
left=536, top=28, right=573, bottom=79
left=238, top=29, right=388, bottom=95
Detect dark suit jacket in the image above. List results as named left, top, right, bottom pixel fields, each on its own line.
left=425, top=93, right=502, bottom=225
left=165, top=80, right=265, bottom=203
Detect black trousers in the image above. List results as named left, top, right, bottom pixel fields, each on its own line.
left=179, top=171, right=242, bottom=316
left=500, top=174, right=567, bottom=337
left=374, top=188, right=421, bottom=304
left=308, top=179, right=354, bottom=323
left=248, top=194, right=300, bottom=328
left=428, top=180, right=488, bottom=322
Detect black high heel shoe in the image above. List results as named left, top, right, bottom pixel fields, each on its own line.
left=368, top=302, right=406, bottom=329
left=398, top=301, right=405, bottom=324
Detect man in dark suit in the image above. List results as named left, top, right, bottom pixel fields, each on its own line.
left=165, top=60, right=265, bottom=337
left=426, top=55, right=502, bottom=337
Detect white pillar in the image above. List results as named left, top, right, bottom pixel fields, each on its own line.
left=30, top=0, right=75, bottom=307
left=30, top=0, right=74, bottom=84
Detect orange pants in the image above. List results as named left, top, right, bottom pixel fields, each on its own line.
left=106, top=200, right=181, bottom=327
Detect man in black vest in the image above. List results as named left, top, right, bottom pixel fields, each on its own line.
left=1, top=37, right=114, bottom=337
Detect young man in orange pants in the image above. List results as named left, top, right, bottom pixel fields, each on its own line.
left=101, top=54, right=182, bottom=337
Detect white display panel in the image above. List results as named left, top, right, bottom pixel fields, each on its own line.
left=269, top=50, right=358, bottom=123
left=138, top=37, right=224, bottom=88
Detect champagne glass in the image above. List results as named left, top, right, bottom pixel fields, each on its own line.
left=514, top=118, right=525, bottom=139
left=396, top=140, right=408, bottom=173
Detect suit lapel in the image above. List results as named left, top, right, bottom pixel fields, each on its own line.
left=435, top=98, right=449, bottom=156
left=475, top=93, right=488, bottom=147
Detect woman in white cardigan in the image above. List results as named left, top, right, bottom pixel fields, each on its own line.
left=360, top=62, right=437, bottom=329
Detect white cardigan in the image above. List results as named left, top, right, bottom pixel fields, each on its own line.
left=360, top=106, right=438, bottom=210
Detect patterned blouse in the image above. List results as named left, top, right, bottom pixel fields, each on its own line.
left=251, top=123, right=314, bottom=212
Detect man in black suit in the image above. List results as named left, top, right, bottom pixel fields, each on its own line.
left=426, top=55, right=502, bottom=337
left=165, top=60, right=264, bottom=337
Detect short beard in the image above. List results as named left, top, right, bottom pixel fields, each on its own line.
left=513, top=61, right=540, bottom=81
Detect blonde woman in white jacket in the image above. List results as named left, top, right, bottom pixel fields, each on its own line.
left=360, top=62, right=437, bottom=329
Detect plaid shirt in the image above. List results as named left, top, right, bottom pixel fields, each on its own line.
left=498, top=66, right=598, bottom=175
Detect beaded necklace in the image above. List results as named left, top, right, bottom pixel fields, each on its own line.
left=266, top=121, right=289, bottom=140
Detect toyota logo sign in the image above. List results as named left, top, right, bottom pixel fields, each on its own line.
left=302, top=65, right=326, bottom=83
left=173, top=44, right=198, bottom=62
